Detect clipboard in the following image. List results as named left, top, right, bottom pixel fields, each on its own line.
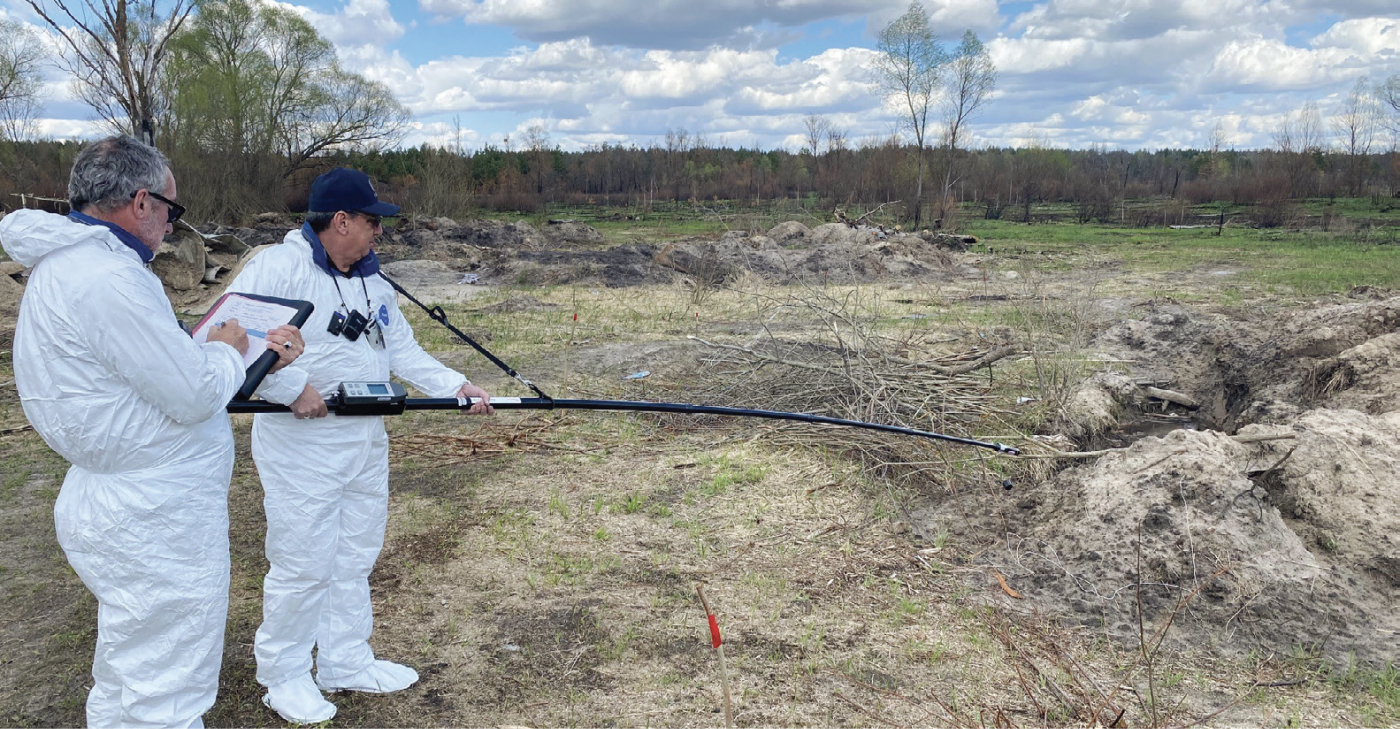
left=191, top=292, right=314, bottom=400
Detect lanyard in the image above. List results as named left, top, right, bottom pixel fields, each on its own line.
left=330, top=272, right=371, bottom=318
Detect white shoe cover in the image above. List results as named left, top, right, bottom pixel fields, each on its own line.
left=262, top=673, right=337, bottom=724
left=316, top=659, right=419, bottom=694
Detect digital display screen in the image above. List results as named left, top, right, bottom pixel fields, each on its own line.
left=367, top=383, right=389, bottom=394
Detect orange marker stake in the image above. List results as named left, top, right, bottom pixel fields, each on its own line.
left=695, top=584, right=733, bottom=728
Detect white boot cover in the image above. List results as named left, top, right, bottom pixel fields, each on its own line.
left=317, top=660, right=419, bottom=694
left=262, top=673, right=336, bottom=724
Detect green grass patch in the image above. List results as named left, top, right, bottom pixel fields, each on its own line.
left=964, top=220, right=1400, bottom=296
left=1328, top=660, right=1400, bottom=722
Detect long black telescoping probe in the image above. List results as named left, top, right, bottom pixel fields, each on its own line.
left=225, top=274, right=1020, bottom=456
left=227, top=395, right=1020, bottom=454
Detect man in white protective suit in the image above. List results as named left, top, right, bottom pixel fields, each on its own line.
left=226, top=167, right=495, bottom=724
left=0, top=135, right=305, bottom=728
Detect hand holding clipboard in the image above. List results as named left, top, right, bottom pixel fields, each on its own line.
left=191, top=293, right=315, bottom=399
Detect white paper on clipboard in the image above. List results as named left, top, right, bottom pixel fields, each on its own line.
left=191, top=293, right=300, bottom=367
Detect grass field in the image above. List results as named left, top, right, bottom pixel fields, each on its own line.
left=962, top=219, right=1400, bottom=295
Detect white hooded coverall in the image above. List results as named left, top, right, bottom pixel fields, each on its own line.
left=0, top=209, right=247, bottom=728
left=226, top=227, right=466, bottom=689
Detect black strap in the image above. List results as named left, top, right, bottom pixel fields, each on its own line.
left=379, top=272, right=551, bottom=402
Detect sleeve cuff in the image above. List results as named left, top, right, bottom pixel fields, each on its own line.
left=426, top=374, right=469, bottom=398
left=255, top=367, right=310, bottom=405
left=204, top=341, right=249, bottom=389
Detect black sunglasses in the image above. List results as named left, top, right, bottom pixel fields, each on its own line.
left=132, top=189, right=186, bottom=224
left=356, top=212, right=382, bottom=228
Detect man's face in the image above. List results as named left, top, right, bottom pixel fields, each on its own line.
left=323, top=210, right=383, bottom=272
left=137, top=170, right=177, bottom=253
left=342, top=210, right=382, bottom=262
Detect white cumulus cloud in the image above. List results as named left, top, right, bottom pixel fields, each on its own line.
left=295, top=0, right=405, bottom=47
left=1310, top=16, right=1400, bottom=61
left=1206, top=36, right=1359, bottom=91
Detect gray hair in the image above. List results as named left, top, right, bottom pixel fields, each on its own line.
left=67, top=135, right=171, bottom=213
left=305, top=211, right=337, bottom=233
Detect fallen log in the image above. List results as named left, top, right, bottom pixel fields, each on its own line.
left=1141, top=385, right=1199, bottom=409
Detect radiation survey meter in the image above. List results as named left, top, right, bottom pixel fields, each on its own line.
left=333, top=381, right=408, bottom=416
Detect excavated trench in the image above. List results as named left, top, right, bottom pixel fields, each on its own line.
left=916, top=296, right=1400, bottom=666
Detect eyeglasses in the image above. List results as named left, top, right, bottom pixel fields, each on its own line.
left=357, top=212, right=382, bottom=228
left=132, top=189, right=186, bottom=224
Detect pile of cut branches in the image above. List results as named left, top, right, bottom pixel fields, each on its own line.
left=682, top=289, right=1023, bottom=491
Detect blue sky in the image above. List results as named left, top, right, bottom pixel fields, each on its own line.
left=4, top=0, right=1399, bottom=152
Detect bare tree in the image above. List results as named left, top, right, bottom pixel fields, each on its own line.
left=664, top=127, right=690, bottom=199
left=1332, top=76, right=1380, bottom=196
left=0, top=17, right=47, bottom=140
left=822, top=123, right=851, bottom=201
left=941, top=31, right=995, bottom=154
left=937, top=30, right=996, bottom=228
left=523, top=123, right=550, bottom=152
left=826, top=124, right=847, bottom=154
left=1272, top=100, right=1323, bottom=197
left=1208, top=121, right=1226, bottom=155
left=801, top=114, right=831, bottom=198
left=1379, top=74, right=1400, bottom=139
left=26, top=0, right=195, bottom=140
left=522, top=123, right=554, bottom=195
left=802, top=114, right=830, bottom=157
left=1273, top=100, right=1324, bottom=154
left=875, top=1, right=946, bottom=226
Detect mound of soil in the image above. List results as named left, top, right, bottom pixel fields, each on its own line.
left=502, top=244, right=672, bottom=287
left=438, top=220, right=543, bottom=249
left=380, top=259, right=468, bottom=287
left=766, top=221, right=810, bottom=245
left=201, top=223, right=295, bottom=249
left=960, top=417, right=1395, bottom=664
left=473, top=295, right=557, bottom=314
left=918, top=295, right=1400, bottom=666
left=1083, top=297, right=1400, bottom=432
left=653, top=233, right=956, bottom=285
left=541, top=220, right=606, bottom=248
left=191, top=217, right=966, bottom=290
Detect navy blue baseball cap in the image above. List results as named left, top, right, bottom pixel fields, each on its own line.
left=308, top=168, right=401, bottom=216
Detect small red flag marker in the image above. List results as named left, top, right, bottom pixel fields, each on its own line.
left=696, top=584, right=733, bottom=728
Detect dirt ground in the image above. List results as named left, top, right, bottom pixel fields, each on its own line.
left=0, top=216, right=1397, bottom=727
left=937, top=295, right=1400, bottom=668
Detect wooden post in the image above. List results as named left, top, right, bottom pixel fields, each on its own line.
left=695, top=584, right=733, bottom=728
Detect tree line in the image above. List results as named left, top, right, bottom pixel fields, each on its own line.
left=347, top=139, right=1400, bottom=226
left=8, top=133, right=1397, bottom=226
